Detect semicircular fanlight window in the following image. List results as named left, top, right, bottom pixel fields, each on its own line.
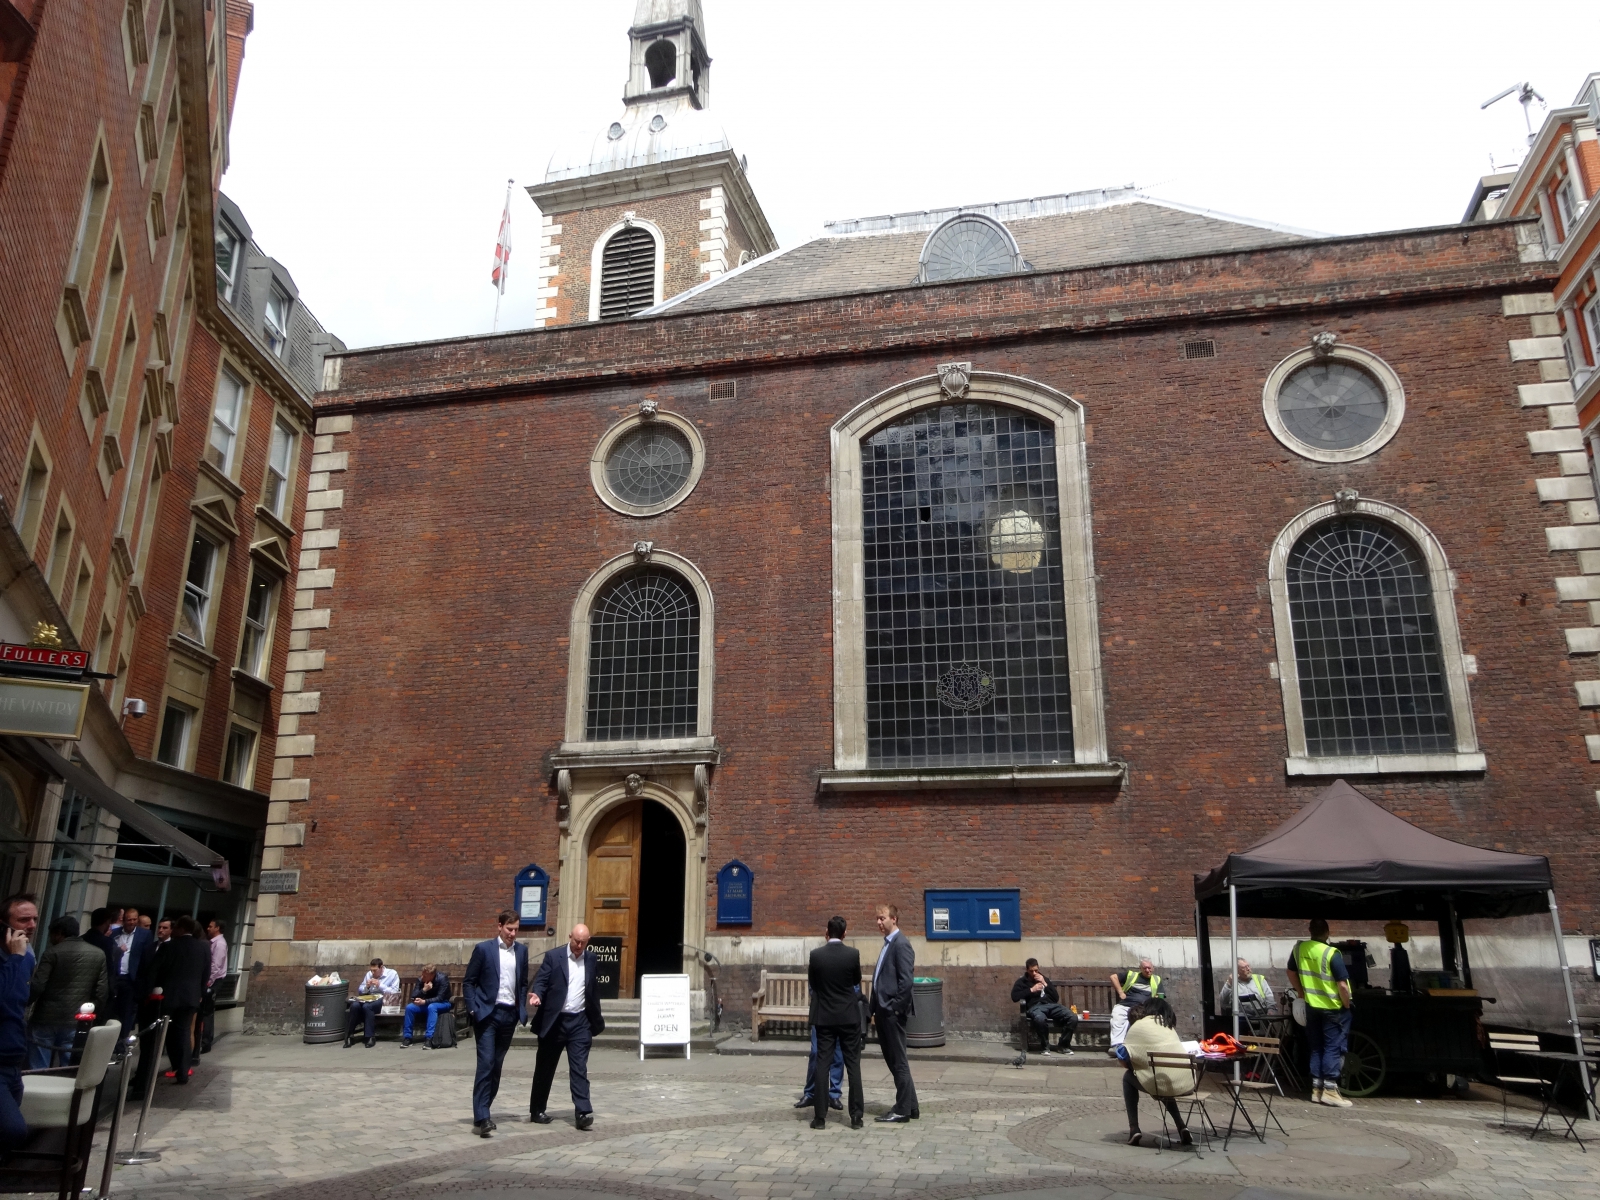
left=921, top=218, right=1017, bottom=282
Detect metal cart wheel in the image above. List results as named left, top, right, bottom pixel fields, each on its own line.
left=1340, top=1031, right=1387, bottom=1097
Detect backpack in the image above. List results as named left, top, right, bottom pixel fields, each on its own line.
left=429, top=1012, right=457, bottom=1049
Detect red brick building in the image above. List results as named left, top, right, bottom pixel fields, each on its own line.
left=246, top=5, right=1599, bottom=1036
left=0, top=0, right=337, bottom=1031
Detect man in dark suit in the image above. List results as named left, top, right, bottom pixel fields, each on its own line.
left=153, top=916, right=209, bottom=1085
left=807, top=915, right=864, bottom=1130
left=870, top=902, right=919, bottom=1123
left=461, top=908, right=530, bottom=1138
left=110, top=905, right=155, bottom=1035
left=527, top=921, right=604, bottom=1130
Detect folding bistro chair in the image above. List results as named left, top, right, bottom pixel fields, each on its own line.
left=10, top=1021, right=121, bottom=1200
left=1220, top=1036, right=1289, bottom=1145
left=1486, top=1032, right=1552, bottom=1134
left=1144, top=1052, right=1219, bottom=1153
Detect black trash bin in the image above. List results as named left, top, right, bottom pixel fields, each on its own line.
left=304, top=981, right=349, bottom=1044
left=906, top=977, right=945, bottom=1047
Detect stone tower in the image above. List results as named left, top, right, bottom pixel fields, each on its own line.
left=527, top=0, right=776, bottom=328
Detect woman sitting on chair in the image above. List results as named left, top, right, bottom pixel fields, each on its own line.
left=1122, top=997, right=1192, bottom=1147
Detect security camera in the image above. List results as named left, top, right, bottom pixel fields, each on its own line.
left=122, top=699, right=148, bottom=718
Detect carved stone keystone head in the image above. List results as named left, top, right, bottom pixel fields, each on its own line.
left=624, top=773, right=644, bottom=796
left=937, top=361, right=973, bottom=401
left=1334, top=487, right=1360, bottom=514
left=633, top=540, right=654, bottom=560
left=1311, top=332, right=1339, bottom=359
left=639, top=400, right=658, bottom=419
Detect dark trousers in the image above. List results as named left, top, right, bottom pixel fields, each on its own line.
left=874, top=1004, right=918, bottom=1117
left=1122, top=1068, right=1184, bottom=1133
left=801, top=1026, right=844, bottom=1101
left=471, top=1005, right=518, bottom=1123
left=199, top=984, right=217, bottom=1050
left=345, top=997, right=382, bottom=1041
left=1027, top=1003, right=1079, bottom=1049
left=812, top=1023, right=863, bottom=1124
left=0, top=1062, right=24, bottom=1152
left=1306, top=1007, right=1352, bottom=1083
left=164, top=1004, right=197, bottom=1082
left=529, top=1010, right=593, bottom=1117
left=113, top=977, right=140, bottom=1034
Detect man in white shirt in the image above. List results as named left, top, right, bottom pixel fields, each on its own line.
left=462, top=910, right=530, bottom=1137
left=343, top=957, right=400, bottom=1048
left=527, top=923, right=603, bottom=1130
left=199, top=919, right=228, bottom=1053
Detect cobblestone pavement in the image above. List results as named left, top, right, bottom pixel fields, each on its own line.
left=98, top=1035, right=1599, bottom=1200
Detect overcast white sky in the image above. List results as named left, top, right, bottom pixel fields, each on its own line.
left=219, top=1, right=1600, bottom=351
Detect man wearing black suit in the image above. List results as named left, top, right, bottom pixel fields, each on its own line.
left=807, top=915, right=864, bottom=1130
left=870, top=903, right=919, bottom=1123
left=462, top=909, right=531, bottom=1138
left=527, top=922, right=604, bottom=1129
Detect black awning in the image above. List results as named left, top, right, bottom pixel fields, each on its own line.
left=16, top=738, right=228, bottom=880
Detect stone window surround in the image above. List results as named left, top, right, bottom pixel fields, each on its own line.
left=587, top=214, right=666, bottom=323
left=1268, top=496, right=1484, bottom=777
left=1262, top=341, right=1407, bottom=464
left=560, top=547, right=716, bottom=751
left=826, top=370, right=1113, bottom=788
left=589, top=408, right=705, bottom=518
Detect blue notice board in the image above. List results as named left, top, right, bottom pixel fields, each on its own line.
left=514, top=864, right=549, bottom=928
left=924, top=888, right=1021, bottom=940
left=716, top=859, right=754, bottom=925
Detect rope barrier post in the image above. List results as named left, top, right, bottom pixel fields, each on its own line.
left=95, top=1023, right=139, bottom=1197
left=115, top=1017, right=169, bottom=1166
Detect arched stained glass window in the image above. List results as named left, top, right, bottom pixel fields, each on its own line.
left=586, top=570, right=700, bottom=741
left=861, top=403, right=1072, bottom=767
left=598, top=226, right=657, bottom=319
left=1287, top=518, right=1455, bottom=757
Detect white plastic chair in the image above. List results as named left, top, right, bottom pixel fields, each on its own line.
left=14, top=1021, right=121, bottom=1200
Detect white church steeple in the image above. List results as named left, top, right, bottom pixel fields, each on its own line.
left=624, top=0, right=710, bottom=111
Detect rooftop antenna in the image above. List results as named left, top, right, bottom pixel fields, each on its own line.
left=1481, top=82, right=1546, bottom=145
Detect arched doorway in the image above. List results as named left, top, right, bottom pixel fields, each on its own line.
left=584, top=797, right=687, bottom=998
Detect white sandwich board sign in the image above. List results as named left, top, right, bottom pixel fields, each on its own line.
left=639, top=973, right=692, bottom=1059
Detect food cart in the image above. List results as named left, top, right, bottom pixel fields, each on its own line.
left=1193, top=779, right=1591, bottom=1105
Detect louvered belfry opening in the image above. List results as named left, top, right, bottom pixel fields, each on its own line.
left=598, top=226, right=657, bottom=319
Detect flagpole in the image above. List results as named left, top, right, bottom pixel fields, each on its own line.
left=493, top=177, right=513, bottom=333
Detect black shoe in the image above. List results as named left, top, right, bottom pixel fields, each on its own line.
left=575, top=1112, right=594, bottom=1131
left=875, top=1112, right=910, bottom=1124
left=400, top=1039, right=412, bottom=1048
left=1127, top=1129, right=1141, bottom=1146
left=829, top=1098, right=843, bottom=1111
left=529, top=1111, right=553, bottom=1124
left=474, top=1121, right=492, bottom=1138
left=1179, top=1129, right=1194, bottom=1147
left=343, top=1037, right=354, bottom=1048
left=850, top=1118, right=864, bottom=1129
left=908, top=1110, right=920, bottom=1119
left=793, top=1097, right=813, bottom=1109
left=487, top=1119, right=498, bottom=1132
left=809, top=1118, right=827, bottom=1129
left=364, top=1038, right=375, bottom=1048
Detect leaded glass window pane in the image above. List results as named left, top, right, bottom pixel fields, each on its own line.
left=921, top=218, right=1016, bottom=282
left=862, top=403, right=1072, bottom=768
left=605, top=425, right=692, bottom=506
left=586, top=570, right=699, bottom=741
left=1287, top=518, right=1454, bottom=757
left=1276, top=361, right=1388, bottom=451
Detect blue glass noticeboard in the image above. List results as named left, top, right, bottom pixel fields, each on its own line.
left=716, top=859, right=753, bottom=925
left=514, top=864, right=549, bottom=928
left=924, top=888, right=1021, bottom=940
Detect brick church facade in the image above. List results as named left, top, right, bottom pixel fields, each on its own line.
left=244, top=5, right=1600, bottom=1032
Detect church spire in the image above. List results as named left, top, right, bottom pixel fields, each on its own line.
left=624, top=0, right=710, bottom=111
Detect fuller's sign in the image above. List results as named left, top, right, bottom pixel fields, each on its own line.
left=0, top=678, right=90, bottom=739
left=0, top=643, right=90, bottom=672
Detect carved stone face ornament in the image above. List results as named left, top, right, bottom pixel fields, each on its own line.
left=624, top=773, right=644, bottom=796
left=937, top=361, right=972, bottom=401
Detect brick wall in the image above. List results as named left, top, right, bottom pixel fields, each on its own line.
left=541, top=189, right=711, bottom=326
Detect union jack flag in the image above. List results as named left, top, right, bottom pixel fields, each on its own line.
left=492, top=193, right=512, bottom=294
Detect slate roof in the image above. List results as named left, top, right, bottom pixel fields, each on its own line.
left=652, top=192, right=1312, bottom=317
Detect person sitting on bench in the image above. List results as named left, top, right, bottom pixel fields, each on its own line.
left=1218, top=956, right=1275, bottom=1016
left=1011, top=958, right=1077, bottom=1055
left=344, top=958, right=399, bottom=1048
left=1109, top=957, right=1163, bottom=1052
left=401, top=965, right=452, bottom=1047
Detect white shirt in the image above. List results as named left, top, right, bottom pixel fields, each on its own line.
left=495, top=940, right=517, bottom=1007
left=873, top=928, right=899, bottom=988
left=114, top=929, right=134, bottom=976
left=561, top=950, right=586, bottom=1014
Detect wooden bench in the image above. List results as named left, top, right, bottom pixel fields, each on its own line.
left=751, top=971, right=809, bottom=1041
left=1018, top=978, right=1117, bottom=1050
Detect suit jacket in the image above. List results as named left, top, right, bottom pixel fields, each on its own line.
left=808, top=940, right=862, bottom=1027
left=82, top=929, right=117, bottom=981
left=462, top=937, right=530, bottom=1024
left=153, top=934, right=209, bottom=1010
left=870, top=931, right=917, bottom=1017
left=529, top=946, right=605, bottom=1039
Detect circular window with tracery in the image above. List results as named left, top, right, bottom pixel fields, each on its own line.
left=591, top=409, right=706, bottom=517
left=1263, top=342, right=1406, bottom=463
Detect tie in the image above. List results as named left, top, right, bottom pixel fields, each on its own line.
left=873, top=935, right=891, bottom=987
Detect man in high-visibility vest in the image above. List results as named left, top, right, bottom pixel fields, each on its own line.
left=1287, top=918, right=1353, bottom=1107
left=1108, top=957, right=1163, bottom=1053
